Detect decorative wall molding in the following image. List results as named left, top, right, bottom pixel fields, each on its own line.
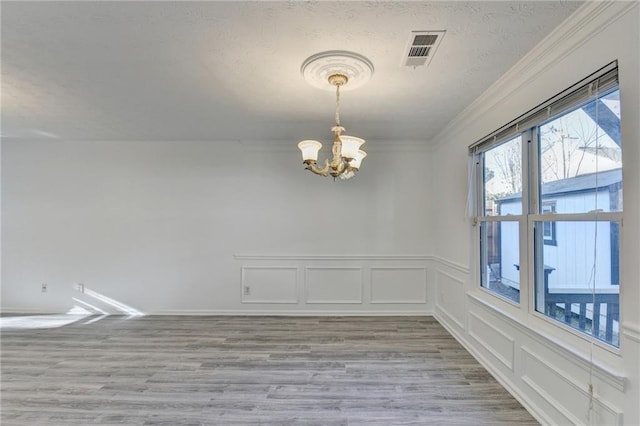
left=240, top=266, right=298, bottom=304
left=621, top=323, right=640, bottom=344
left=468, top=311, right=515, bottom=372
left=235, top=255, right=433, bottom=308
left=304, top=267, right=363, bottom=304
left=467, top=292, right=627, bottom=392
left=430, top=1, right=638, bottom=149
left=435, top=269, right=466, bottom=287
left=435, top=269, right=466, bottom=329
left=370, top=267, right=427, bottom=304
left=521, top=346, right=584, bottom=424
left=435, top=305, right=464, bottom=331
left=521, top=346, right=623, bottom=426
left=429, top=255, right=470, bottom=275
left=432, top=250, right=630, bottom=424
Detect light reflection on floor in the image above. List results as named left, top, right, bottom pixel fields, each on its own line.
left=81, top=288, right=144, bottom=317
left=1, top=287, right=145, bottom=330
left=0, top=314, right=90, bottom=330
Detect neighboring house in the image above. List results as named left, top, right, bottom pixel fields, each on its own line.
left=496, top=168, right=622, bottom=292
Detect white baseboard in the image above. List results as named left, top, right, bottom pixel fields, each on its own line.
left=2, top=307, right=434, bottom=317
left=1, top=307, right=66, bottom=315
left=150, top=309, right=434, bottom=316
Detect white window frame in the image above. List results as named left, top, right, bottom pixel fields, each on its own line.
left=470, top=61, right=622, bottom=348
left=474, top=134, right=528, bottom=305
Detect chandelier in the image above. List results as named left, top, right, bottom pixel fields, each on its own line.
left=297, top=51, right=374, bottom=180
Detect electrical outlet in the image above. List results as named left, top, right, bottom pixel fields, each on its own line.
left=41, top=283, right=47, bottom=293
left=75, top=283, right=85, bottom=293
left=243, top=286, right=251, bottom=296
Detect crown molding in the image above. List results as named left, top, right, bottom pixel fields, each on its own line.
left=430, top=1, right=638, bottom=150
left=234, top=254, right=432, bottom=261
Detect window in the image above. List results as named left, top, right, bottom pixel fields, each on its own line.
left=478, top=136, right=522, bottom=303
left=471, top=62, right=622, bottom=347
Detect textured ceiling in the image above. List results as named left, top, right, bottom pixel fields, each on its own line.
left=1, top=1, right=583, bottom=145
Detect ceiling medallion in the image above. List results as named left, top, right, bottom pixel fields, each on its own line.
left=297, top=51, right=374, bottom=180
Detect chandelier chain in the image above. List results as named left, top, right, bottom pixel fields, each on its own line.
left=335, top=84, right=341, bottom=126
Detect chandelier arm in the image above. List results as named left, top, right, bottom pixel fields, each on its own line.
left=305, top=159, right=330, bottom=176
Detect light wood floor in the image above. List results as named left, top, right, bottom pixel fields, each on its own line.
left=1, top=315, right=538, bottom=425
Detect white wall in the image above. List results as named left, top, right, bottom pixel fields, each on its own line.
left=3, top=2, right=639, bottom=425
left=1, top=139, right=434, bottom=315
left=430, top=2, right=639, bottom=425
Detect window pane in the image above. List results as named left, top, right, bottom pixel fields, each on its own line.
left=480, top=221, right=519, bottom=303
left=538, top=89, right=622, bottom=214
left=482, top=136, right=522, bottom=216
left=534, top=220, right=620, bottom=346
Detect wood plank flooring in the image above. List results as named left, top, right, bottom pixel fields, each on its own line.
left=1, top=315, right=538, bottom=425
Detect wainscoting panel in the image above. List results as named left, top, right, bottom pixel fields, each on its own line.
left=370, top=267, right=427, bottom=304
left=241, top=266, right=298, bottom=304
left=436, top=270, right=466, bottom=329
left=235, top=255, right=432, bottom=312
left=468, top=311, right=515, bottom=371
left=304, top=267, right=363, bottom=304
left=521, top=346, right=623, bottom=426
left=431, top=255, right=632, bottom=426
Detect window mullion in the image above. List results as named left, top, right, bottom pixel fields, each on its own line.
left=521, top=130, right=534, bottom=313
left=529, top=127, right=540, bottom=215
left=476, top=154, right=484, bottom=218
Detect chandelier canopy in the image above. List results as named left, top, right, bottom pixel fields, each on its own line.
left=297, top=51, right=373, bottom=180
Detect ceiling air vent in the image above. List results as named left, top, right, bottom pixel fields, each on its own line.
left=402, top=31, right=445, bottom=68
